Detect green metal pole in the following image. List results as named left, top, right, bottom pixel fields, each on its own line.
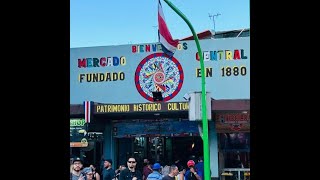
left=162, top=0, right=210, bottom=180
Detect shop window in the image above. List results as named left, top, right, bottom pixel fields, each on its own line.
left=220, top=133, right=250, bottom=151
left=219, top=133, right=250, bottom=169
left=148, top=137, right=165, bottom=163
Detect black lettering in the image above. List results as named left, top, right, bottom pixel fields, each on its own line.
left=196, top=68, right=201, bottom=77
left=99, top=73, right=105, bottom=81
left=79, top=74, right=85, bottom=83
left=241, top=49, right=248, bottom=59
left=119, top=72, right=125, bottom=80
left=112, top=73, right=118, bottom=81
left=206, top=68, right=212, bottom=77
left=93, top=58, right=100, bottom=67
left=93, top=73, right=99, bottom=82
left=183, top=42, right=188, bottom=50
left=106, top=73, right=111, bottom=81
left=86, top=74, right=92, bottom=82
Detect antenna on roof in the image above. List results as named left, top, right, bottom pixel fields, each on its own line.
left=208, top=13, right=221, bottom=33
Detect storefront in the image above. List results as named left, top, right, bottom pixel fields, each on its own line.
left=69, top=108, right=104, bottom=167
left=113, top=119, right=205, bottom=171
left=213, top=100, right=250, bottom=180
left=89, top=101, right=215, bottom=172
left=70, top=99, right=250, bottom=179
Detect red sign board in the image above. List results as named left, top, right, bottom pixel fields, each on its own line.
left=215, top=111, right=250, bottom=132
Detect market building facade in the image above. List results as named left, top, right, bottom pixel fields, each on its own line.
left=70, top=32, right=250, bottom=179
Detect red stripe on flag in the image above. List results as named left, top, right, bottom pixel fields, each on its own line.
left=86, top=101, right=89, bottom=123
left=158, top=10, right=178, bottom=48
left=158, top=2, right=179, bottom=51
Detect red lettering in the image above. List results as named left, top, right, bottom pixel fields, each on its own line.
left=196, top=52, right=200, bottom=61
left=224, top=114, right=236, bottom=122
left=236, top=114, right=242, bottom=121
left=217, top=113, right=250, bottom=123
left=226, top=115, right=230, bottom=121
left=234, top=50, right=241, bottom=60
left=78, top=58, right=86, bottom=68
left=100, top=57, right=106, bottom=67
left=145, top=45, right=150, bottom=52
left=132, top=46, right=137, bottom=53
left=240, top=114, right=245, bottom=121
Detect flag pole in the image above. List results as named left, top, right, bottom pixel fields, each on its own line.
left=161, top=0, right=210, bottom=180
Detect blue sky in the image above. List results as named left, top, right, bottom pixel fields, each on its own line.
left=70, top=0, right=250, bottom=48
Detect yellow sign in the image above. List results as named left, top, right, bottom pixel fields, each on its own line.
left=95, top=102, right=189, bottom=113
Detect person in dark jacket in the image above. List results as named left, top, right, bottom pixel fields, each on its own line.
left=195, top=157, right=203, bottom=180
left=103, top=159, right=115, bottom=180
left=184, top=160, right=201, bottom=180
left=120, top=157, right=143, bottom=180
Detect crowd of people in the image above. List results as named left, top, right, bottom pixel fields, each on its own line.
left=70, top=156, right=205, bottom=180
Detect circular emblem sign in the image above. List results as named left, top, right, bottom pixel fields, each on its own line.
left=135, top=53, right=184, bottom=102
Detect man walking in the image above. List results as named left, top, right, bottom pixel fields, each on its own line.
left=103, top=159, right=115, bottom=180
left=162, top=165, right=179, bottom=180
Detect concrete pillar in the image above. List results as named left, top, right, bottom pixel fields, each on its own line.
left=209, top=121, right=219, bottom=178
left=103, top=121, right=115, bottom=168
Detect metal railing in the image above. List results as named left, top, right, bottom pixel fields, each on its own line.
left=220, top=168, right=250, bottom=180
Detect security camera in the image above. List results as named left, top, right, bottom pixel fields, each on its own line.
left=183, top=93, right=190, bottom=101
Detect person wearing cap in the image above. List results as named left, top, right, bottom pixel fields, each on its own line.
left=83, top=167, right=95, bottom=180
left=195, top=157, right=203, bottom=180
left=70, top=157, right=85, bottom=180
left=184, top=160, right=201, bottom=180
left=103, top=159, right=115, bottom=180
left=146, top=163, right=162, bottom=180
